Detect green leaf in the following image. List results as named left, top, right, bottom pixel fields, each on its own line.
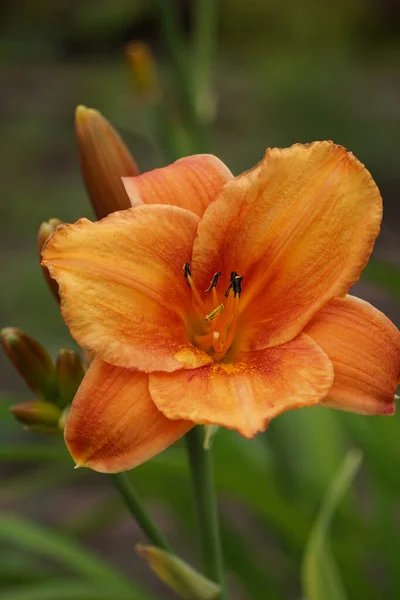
left=0, top=579, right=145, bottom=600
left=0, top=514, right=134, bottom=593
left=302, top=449, right=363, bottom=600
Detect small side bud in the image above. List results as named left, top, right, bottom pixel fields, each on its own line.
left=75, top=105, right=140, bottom=219
left=137, top=545, right=220, bottom=600
left=10, top=400, right=61, bottom=431
left=1, top=328, right=57, bottom=400
left=126, top=42, right=159, bottom=100
left=56, top=349, right=85, bottom=406
left=38, top=218, right=62, bottom=302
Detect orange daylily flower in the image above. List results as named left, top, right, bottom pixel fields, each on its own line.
left=42, top=142, right=400, bottom=473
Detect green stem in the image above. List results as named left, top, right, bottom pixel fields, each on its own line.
left=155, top=0, right=208, bottom=153
left=185, top=427, right=226, bottom=597
left=192, top=0, right=217, bottom=123
left=110, top=472, right=171, bottom=552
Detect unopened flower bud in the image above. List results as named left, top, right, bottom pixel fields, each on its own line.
left=75, top=105, right=139, bottom=219
left=10, top=400, right=61, bottom=431
left=38, top=218, right=62, bottom=302
left=126, top=42, right=159, bottom=100
left=137, top=545, right=220, bottom=600
left=56, top=349, right=85, bottom=406
left=1, top=328, right=57, bottom=401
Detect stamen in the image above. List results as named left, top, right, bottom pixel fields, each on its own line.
left=183, top=264, right=244, bottom=361
left=204, top=272, right=221, bottom=293
left=232, top=275, right=243, bottom=298
left=183, top=262, right=192, bottom=286
left=213, top=295, right=240, bottom=361
left=205, top=303, right=224, bottom=322
left=224, top=272, right=243, bottom=298
left=183, top=262, right=208, bottom=313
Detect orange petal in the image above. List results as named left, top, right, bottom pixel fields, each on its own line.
left=65, top=358, right=193, bottom=473
left=76, top=106, right=139, bottom=219
left=42, top=205, right=211, bottom=372
left=191, top=142, right=382, bottom=349
left=123, top=155, right=233, bottom=217
left=149, top=334, right=333, bottom=438
left=305, top=295, right=400, bottom=415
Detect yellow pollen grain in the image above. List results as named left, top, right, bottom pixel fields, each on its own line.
left=210, top=361, right=248, bottom=375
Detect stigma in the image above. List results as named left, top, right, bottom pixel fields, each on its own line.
left=184, top=263, right=242, bottom=361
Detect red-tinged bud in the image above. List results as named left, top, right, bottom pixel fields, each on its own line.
left=38, top=219, right=62, bottom=302
left=10, top=400, right=61, bottom=430
left=56, top=349, right=85, bottom=406
left=75, top=105, right=139, bottom=219
left=1, top=328, right=57, bottom=401
left=126, top=42, right=159, bottom=100
left=137, top=545, right=220, bottom=600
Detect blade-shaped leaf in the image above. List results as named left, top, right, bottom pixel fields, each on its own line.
left=302, top=449, right=363, bottom=600
left=0, top=514, right=133, bottom=593
left=0, top=579, right=146, bottom=600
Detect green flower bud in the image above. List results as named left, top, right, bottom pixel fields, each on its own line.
left=10, top=400, right=61, bottom=431
left=137, top=545, right=220, bottom=600
left=1, top=328, right=57, bottom=400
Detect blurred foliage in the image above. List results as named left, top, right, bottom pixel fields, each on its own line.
left=1, top=0, right=400, bottom=599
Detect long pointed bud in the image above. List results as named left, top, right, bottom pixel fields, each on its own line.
left=38, top=218, right=62, bottom=302
left=137, top=545, right=221, bottom=600
left=1, top=328, right=57, bottom=401
left=75, top=106, right=139, bottom=219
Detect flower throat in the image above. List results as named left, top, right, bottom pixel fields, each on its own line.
left=183, top=262, right=243, bottom=361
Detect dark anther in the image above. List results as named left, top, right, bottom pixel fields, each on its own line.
left=232, top=275, right=243, bottom=298
left=183, top=262, right=191, bottom=286
left=205, top=272, right=221, bottom=293
left=225, top=271, right=243, bottom=298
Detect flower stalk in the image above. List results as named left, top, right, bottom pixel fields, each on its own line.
left=185, top=426, right=226, bottom=598
left=110, top=472, right=172, bottom=552
left=155, top=0, right=208, bottom=154
left=192, top=0, right=218, bottom=123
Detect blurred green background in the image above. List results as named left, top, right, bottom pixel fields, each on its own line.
left=1, top=1, right=400, bottom=599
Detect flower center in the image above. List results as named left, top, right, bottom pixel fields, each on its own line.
left=183, top=263, right=243, bottom=361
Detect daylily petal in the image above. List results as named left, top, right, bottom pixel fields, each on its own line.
left=42, top=205, right=211, bottom=372
left=123, top=154, right=233, bottom=217
left=65, top=358, right=193, bottom=473
left=191, top=142, right=382, bottom=349
left=305, top=295, right=400, bottom=415
left=149, top=334, right=333, bottom=438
